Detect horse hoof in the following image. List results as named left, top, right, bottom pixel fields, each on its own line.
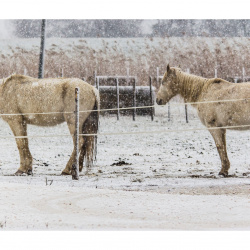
left=27, top=170, right=33, bottom=176
left=61, top=171, right=71, bottom=175
left=15, top=170, right=33, bottom=176
left=219, top=171, right=228, bottom=177
left=14, top=170, right=25, bottom=176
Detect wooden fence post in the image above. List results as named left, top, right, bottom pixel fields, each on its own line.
left=72, top=87, right=79, bottom=180
left=38, top=19, right=46, bottom=79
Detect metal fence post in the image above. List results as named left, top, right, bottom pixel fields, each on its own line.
left=93, top=70, right=97, bottom=86
left=168, top=102, right=171, bottom=122
left=97, top=77, right=100, bottom=90
left=72, top=87, right=79, bottom=180
left=127, top=68, right=130, bottom=85
left=133, top=78, right=136, bottom=121
left=156, top=67, right=159, bottom=87
left=184, top=68, right=190, bottom=123
left=185, top=104, right=188, bottom=123
left=149, top=76, right=154, bottom=121
left=116, top=78, right=120, bottom=120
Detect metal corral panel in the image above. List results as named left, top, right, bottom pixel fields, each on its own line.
left=99, top=86, right=155, bottom=116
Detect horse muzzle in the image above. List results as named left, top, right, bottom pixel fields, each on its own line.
left=156, top=98, right=163, bottom=105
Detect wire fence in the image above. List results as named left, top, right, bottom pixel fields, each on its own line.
left=0, top=97, right=250, bottom=139
left=1, top=97, right=250, bottom=117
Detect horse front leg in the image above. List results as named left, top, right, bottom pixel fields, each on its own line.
left=7, top=119, right=33, bottom=175
left=208, top=128, right=230, bottom=177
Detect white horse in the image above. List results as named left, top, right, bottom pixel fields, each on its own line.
left=0, top=74, right=99, bottom=176
left=156, top=65, right=250, bottom=177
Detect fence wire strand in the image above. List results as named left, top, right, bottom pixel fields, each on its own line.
left=0, top=124, right=250, bottom=140
left=0, top=97, right=250, bottom=139
left=0, top=97, right=250, bottom=117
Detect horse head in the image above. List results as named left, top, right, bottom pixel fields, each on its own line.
left=156, top=64, right=179, bottom=105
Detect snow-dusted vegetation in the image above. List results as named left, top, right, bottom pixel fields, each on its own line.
left=1, top=37, right=250, bottom=85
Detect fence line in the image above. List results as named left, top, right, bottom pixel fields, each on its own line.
left=0, top=97, right=250, bottom=117
left=0, top=124, right=250, bottom=140
left=0, top=134, right=71, bottom=139
left=79, top=124, right=250, bottom=136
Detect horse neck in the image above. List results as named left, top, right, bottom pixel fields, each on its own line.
left=177, top=71, right=211, bottom=103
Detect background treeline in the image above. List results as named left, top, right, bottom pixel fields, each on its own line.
left=13, top=19, right=250, bottom=38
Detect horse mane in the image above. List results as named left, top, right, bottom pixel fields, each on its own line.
left=174, top=68, right=229, bottom=102
left=3, top=74, right=37, bottom=85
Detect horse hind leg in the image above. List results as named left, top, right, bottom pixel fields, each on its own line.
left=78, top=135, right=91, bottom=173
left=61, top=118, right=85, bottom=175
left=63, top=101, right=98, bottom=175
left=83, top=135, right=95, bottom=174
left=79, top=143, right=85, bottom=173
left=78, top=134, right=95, bottom=174
left=209, top=128, right=230, bottom=177
left=7, top=119, right=33, bottom=175
left=80, top=108, right=98, bottom=174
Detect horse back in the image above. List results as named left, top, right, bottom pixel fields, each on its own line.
left=1, top=75, right=97, bottom=124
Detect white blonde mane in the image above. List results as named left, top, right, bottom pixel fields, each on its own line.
left=174, top=68, right=226, bottom=102
left=0, top=78, right=3, bottom=85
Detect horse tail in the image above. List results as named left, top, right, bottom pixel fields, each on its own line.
left=80, top=88, right=100, bottom=171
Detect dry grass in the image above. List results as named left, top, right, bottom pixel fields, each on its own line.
left=1, top=37, right=250, bottom=88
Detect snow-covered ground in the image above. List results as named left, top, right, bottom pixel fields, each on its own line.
left=0, top=105, right=250, bottom=230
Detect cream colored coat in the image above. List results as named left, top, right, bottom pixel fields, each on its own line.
left=0, top=75, right=99, bottom=176
left=156, top=65, right=250, bottom=177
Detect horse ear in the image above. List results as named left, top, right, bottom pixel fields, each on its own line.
left=167, top=64, right=170, bottom=72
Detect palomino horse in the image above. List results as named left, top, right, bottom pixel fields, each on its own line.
left=156, top=64, right=250, bottom=177
left=0, top=74, right=99, bottom=176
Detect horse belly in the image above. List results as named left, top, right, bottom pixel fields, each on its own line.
left=226, top=115, right=250, bottom=131
left=218, top=104, right=250, bottom=131
left=16, top=85, right=67, bottom=126
left=24, top=114, right=65, bottom=126
left=198, top=100, right=250, bottom=131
